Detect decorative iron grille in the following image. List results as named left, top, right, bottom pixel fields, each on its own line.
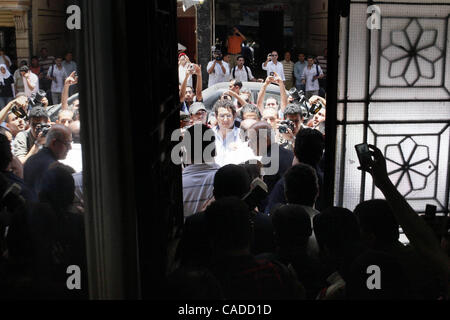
left=335, top=1, right=450, bottom=215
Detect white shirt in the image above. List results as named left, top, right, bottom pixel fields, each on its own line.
left=47, top=65, right=68, bottom=93
left=262, top=61, right=285, bottom=81
left=230, top=65, right=255, bottom=82
left=207, top=60, right=230, bottom=88
left=178, top=64, right=193, bottom=87
left=22, top=72, right=39, bottom=97
left=60, top=142, right=83, bottom=173
left=182, top=162, right=221, bottom=218
left=301, top=64, right=323, bottom=92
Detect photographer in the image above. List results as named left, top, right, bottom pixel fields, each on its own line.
left=262, top=51, right=285, bottom=81
left=207, top=50, right=229, bottom=88
left=13, top=106, right=50, bottom=164
left=256, top=73, right=288, bottom=116
left=180, top=64, right=202, bottom=113
left=307, top=96, right=326, bottom=135
left=277, top=103, right=305, bottom=151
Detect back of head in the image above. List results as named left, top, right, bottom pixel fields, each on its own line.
left=294, top=128, right=325, bottom=167
left=205, top=197, right=251, bottom=254
left=272, top=204, right=312, bottom=247
left=213, top=164, right=251, bottom=199
left=45, top=124, right=70, bottom=148
left=0, top=133, right=12, bottom=171
left=239, top=161, right=261, bottom=181
left=284, top=163, right=318, bottom=207
left=69, top=120, right=81, bottom=144
left=185, top=123, right=216, bottom=164
left=313, top=207, right=361, bottom=255
left=354, top=199, right=399, bottom=249
left=38, top=165, right=75, bottom=210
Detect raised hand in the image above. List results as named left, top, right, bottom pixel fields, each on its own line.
left=65, top=71, right=78, bottom=86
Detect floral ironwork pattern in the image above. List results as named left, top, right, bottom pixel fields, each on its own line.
left=382, top=18, right=443, bottom=86
left=384, top=137, right=436, bottom=197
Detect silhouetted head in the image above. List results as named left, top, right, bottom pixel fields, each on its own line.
left=272, top=204, right=312, bottom=248
left=284, top=164, right=319, bottom=207
left=213, top=164, right=251, bottom=199
left=354, top=199, right=399, bottom=249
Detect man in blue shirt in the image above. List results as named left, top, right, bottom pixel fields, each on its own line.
left=294, top=52, right=307, bottom=92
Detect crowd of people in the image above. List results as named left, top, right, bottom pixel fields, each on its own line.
left=0, top=48, right=86, bottom=299
left=175, top=37, right=449, bottom=300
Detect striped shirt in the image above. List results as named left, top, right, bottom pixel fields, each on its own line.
left=182, top=163, right=221, bottom=219
left=281, top=60, right=294, bottom=82
left=39, top=56, right=55, bottom=74
left=316, top=55, right=327, bottom=77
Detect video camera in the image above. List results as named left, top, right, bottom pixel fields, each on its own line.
left=28, top=90, right=47, bottom=108
left=288, top=87, right=324, bottom=119
left=35, top=123, right=51, bottom=137
left=278, top=120, right=295, bottom=134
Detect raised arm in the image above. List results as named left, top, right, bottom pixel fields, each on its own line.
left=207, top=61, right=216, bottom=74
left=256, top=76, right=273, bottom=114
left=366, top=145, right=449, bottom=280
left=234, top=27, right=247, bottom=41
left=0, top=96, right=26, bottom=123
left=179, top=69, right=191, bottom=103
left=24, top=72, right=36, bottom=91
left=194, top=64, right=203, bottom=102
left=273, top=72, right=288, bottom=112
left=62, top=71, right=78, bottom=110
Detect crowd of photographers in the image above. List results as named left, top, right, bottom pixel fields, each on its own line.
left=0, top=49, right=86, bottom=299
left=175, top=48, right=449, bottom=300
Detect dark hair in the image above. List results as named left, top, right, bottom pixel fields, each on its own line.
left=272, top=204, right=312, bottom=247
left=240, top=104, right=261, bottom=120
left=213, top=99, right=236, bottom=117
left=20, top=60, right=28, bottom=66
left=294, top=128, right=325, bottom=167
left=307, top=55, right=314, bottom=60
left=353, top=199, right=399, bottom=248
left=284, top=103, right=303, bottom=117
left=205, top=197, right=252, bottom=253
left=236, top=55, right=244, bottom=61
left=284, top=164, right=319, bottom=207
left=29, top=107, right=49, bottom=121
left=19, top=65, right=29, bottom=73
left=213, top=164, right=251, bottom=199
left=232, top=80, right=243, bottom=89
left=185, top=124, right=216, bottom=164
left=31, top=56, right=39, bottom=60
left=38, top=165, right=75, bottom=211
left=0, top=134, right=12, bottom=171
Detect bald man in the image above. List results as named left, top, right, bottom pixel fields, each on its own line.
left=23, top=124, right=73, bottom=196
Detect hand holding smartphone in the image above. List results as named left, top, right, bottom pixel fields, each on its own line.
left=355, top=143, right=373, bottom=171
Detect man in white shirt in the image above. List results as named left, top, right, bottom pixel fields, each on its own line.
left=230, top=56, right=258, bottom=82
left=262, top=51, right=285, bottom=81
left=207, top=50, right=230, bottom=88
left=47, top=57, right=68, bottom=104
left=301, top=56, right=324, bottom=100
left=19, top=66, right=39, bottom=98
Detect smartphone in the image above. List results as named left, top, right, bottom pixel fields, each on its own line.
left=270, top=72, right=274, bottom=76
left=425, top=204, right=437, bottom=219
left=355, top=143, right=372, bottom=169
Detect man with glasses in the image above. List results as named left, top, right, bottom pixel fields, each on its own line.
left=23, top=124, right=73, bottom=196
left=262, top=51, right=285, bottom=81
left=212, top=99, right=253, bottom=166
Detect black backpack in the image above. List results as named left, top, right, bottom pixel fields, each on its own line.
left=232, top=66, right=250, bottom=81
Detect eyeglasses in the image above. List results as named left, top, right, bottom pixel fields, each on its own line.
left=218, top=114, right=233, bottom=119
